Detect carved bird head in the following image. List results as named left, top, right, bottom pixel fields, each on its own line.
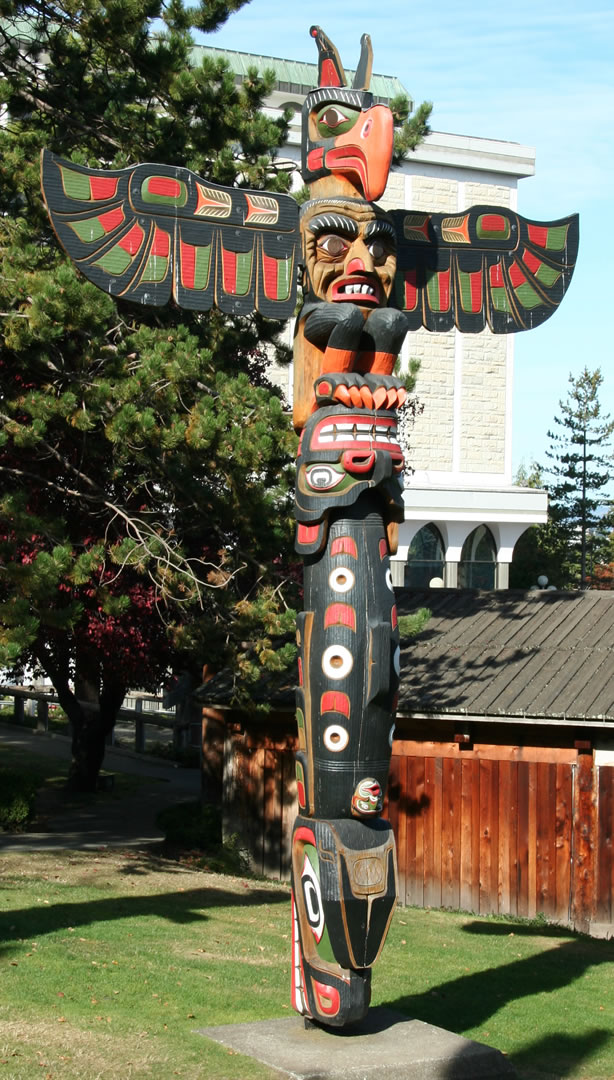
left=301, top=26, right=393, bottom=203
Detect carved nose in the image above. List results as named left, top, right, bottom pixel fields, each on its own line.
left=346, top=257, right=365, bottom=275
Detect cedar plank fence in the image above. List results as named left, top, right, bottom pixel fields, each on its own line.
left=384, top=748, right=575, bottom=922
left=216, top=718, right=614, bottom=937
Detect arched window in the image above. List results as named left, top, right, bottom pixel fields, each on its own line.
left=404, top=524, right=445, bottom=587
left=459, top=525, right=496, bottom=589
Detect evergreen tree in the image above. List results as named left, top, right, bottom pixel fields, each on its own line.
left=0, top=1, right=299, bottom=789
left=544, top=368, right=614, bottom=588
left=511, top=369, right=614, bottom=590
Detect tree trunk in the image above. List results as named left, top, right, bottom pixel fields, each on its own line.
left=66, top=688, right=126, bottom=792
left=67, top=701, right=106, bottom=792
left=34, top=641, right=127, bottom=792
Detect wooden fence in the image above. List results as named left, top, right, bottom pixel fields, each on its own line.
left=596, top=765, right=614, bottom=929
left=384, top=748, right=576, bottom=923
left=217, top=720, right=614, bottom=936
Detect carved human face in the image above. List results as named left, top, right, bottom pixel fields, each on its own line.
left=301, top=199, right=397, bottom=310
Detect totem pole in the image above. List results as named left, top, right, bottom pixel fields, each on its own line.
left=41, top=25, right=578, bottom=1030
left=289, top=28, right=407, bottom=1026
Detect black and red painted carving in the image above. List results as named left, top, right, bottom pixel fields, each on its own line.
left=41, top=25, right=578, bottom=1028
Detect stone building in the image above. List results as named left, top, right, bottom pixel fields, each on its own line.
left=194, top=44, right=549, bottom=589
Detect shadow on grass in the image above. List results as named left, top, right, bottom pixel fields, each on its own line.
left=441, top=1028, right=611, bottom=1080
left=461, top=919, right=574, bottom=938
left=508, top=1029, right=611, bottom=1079
left=385, top=927, right=614, bottom=1076
left=0, top=881, right=289, bottom=955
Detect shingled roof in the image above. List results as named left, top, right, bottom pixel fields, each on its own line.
left=397, top=589, right=614, bottom=723
left=197, top=589, right=614, bottom=725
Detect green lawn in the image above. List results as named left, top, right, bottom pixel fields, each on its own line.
left=0, top=849, right=613, bottom=1079
left=0, top=739, right=613, bottom=1078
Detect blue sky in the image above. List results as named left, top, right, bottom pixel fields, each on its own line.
left=204, top=0, right=613, bottom=476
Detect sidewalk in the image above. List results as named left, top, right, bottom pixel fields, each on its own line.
left=0, top=722, right=201, bottom=852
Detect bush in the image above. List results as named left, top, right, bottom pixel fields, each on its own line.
left=156, top=800, right=222, bottom=848
left=156, top=800, right=250, bottom=875
left=0, top=768, right=41, bottom=830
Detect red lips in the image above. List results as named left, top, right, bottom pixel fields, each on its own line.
left=330, top=275, right=381, bottom=305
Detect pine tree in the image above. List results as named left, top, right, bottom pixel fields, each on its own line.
left=0, top=1, right=299, bottom=789
left=512, top=369, right=614, bottom=590
left=543, top=368, right=614, bottom=588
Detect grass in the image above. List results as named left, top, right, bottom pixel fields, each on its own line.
left=0, top=851, right=289, bottom=1080
left=0, top=851, right=612, bottom=1080
left=0, top=739, right=613, bottom=1078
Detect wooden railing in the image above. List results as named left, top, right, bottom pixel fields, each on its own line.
left=0, top=686, right=191, bottom=755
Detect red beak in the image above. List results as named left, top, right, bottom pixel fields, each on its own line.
left=324, top=105, right=393, bottom=201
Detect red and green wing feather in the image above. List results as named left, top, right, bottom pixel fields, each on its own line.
left=391, top=205, right=579, bottom=333
left=40, top=150, right=300, bottom=319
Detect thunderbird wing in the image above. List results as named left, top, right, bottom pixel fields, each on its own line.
left=390, top=205, right=579, bottom=333
left=41, top=150, right=300, bottom=320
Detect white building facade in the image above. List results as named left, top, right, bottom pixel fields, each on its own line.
left=196, top=46, right=548, bottom=589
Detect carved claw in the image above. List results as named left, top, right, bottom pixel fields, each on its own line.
left=372, top=386, right=388, bottom=409
left=360, top=384, right=374, bottom=409
left=315, top=372, right=407, bottom=412
left=333, top=385, right=352, bottom=406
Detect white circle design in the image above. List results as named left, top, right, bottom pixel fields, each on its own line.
left=322, top=644, right=353, bottom=680
left=393, top=645, right=401, bottom=676
left=385, top=568, right=394, bottom=592
left=323, top=724, right=350, bottom=752
left=389, top=724, right=396, bottom=747
left=329, top=567, right=355, bottom=594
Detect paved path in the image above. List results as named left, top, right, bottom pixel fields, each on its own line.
left=0, top=723, right=201, bottom=852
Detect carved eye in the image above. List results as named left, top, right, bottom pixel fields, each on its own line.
left=366, top=235, right=395, bottom=264
left=368, top=239, right=387, bottom=261
left=305, top=465, right=344, bottom=490
left=316, top=234, right=348, bottom=259
left=315, top=103, right=360, bottom=139
left=321, top=107, right=346, bottom=129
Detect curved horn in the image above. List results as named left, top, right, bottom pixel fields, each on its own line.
left=310, top=25, right=347, bottom=88
left=352, top=33, right=373, bottom=91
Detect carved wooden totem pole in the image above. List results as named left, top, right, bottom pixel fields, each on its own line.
left=41, top=25, right=578, bottom=1030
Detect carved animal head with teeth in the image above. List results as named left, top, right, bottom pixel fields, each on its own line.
left=301, top=197, right=397, bottom=309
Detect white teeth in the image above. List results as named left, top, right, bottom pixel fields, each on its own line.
left=317, top=421, right=398, bottom=445
left=340, top=283, right=375, bottom=296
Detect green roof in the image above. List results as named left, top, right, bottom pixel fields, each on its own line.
left=190, top=45, right=411, bottom=106
left=1, top=19, right=411, bottom=106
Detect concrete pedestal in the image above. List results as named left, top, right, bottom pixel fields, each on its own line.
left=199, top=1007, right=517, bottom=1079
